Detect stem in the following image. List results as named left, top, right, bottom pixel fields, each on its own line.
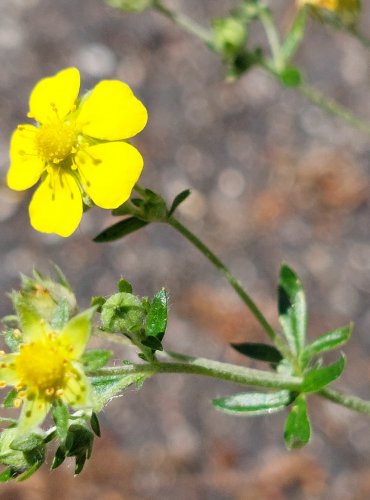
left=319, top=387, right=370, bottom=416
left=298, top=83, right=370, bottom=135
left=259, top=7, right=284, bottom=70
left=93, top=356, right=302, bottom=390
left=152, top=0, right=213, bottom=46
left=166, top=216, right=294, bottom=364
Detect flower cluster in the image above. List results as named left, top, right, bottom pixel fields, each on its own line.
left=7, top=68, right=148, bottom=236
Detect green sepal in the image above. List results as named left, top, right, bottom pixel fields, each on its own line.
left=91, top=296, right=106, bottom=313
left=90, top=413, right=101, bottom=437
left=50, top=298, right=69, bottom=330
left=212, top=390, right=294, bottom=415
left=230, top=342, right=283, bottom=364
left=3, top=389, right=18, bottom=409
left=302, top=354, right=346, bottom=393
left=52, top=402, right=69, bottom=442
left=141, top=336, right=163, bottom=351
left=10, top=432, right=45, bottom=452
left=51, top=445, right=66, bottom=470
left=0, top=467, right=18, bottom=482
left=278, top=264, right=307, bottom=356
left=284, top=394, right=311, bottom=449
left=302, top=325, right=352, bottom=366
left=94, top=217, right=149, bottom=243
left=81, top=349, right=113, bottom=371
left=168, top=189, right=191, bottom=217
left=146, top=288, right=168, bottom=341
left=117, top=279, right=133, bottom=294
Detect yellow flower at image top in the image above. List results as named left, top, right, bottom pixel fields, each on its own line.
left=7, top=68, right=148, bottom=236
left=297, top=0, right=360, bottom=18
left=0, top=308, right=94, bottom=435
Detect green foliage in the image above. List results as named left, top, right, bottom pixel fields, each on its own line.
left=278, top=264, right=307, bottom=356
left=168, top=189, right=191, bottom=217
left=302, top=325, right=352, bottom=366
left=284, top=395, right=311, bottom=449
left=52, top=402, right=69, bottom=442
left=213, top=390, right=294, bottom=415
left=94, top=217, right=148, bottom=242
left=302, top=355, right=346, bottom=393
left=145, top=288, right=168, bottom=341
left=231, top=342, right=283, bottom=364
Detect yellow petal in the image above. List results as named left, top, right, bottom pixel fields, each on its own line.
left=77, top=80, right=148, bottom=140
left=29, top=170, right=83, bottom=237
left=75, top=142, right=143, bottom=209
left=29, top=67, right=80, bottom=124
left=59, top=308, right=94, bottom=359
left=16, top=395, right=50, bottom=436
left=0, top=354, right=18, bottom=385
left=7, top=125, right=45, bottom=191
left=63, top=365, right=92, bottom=408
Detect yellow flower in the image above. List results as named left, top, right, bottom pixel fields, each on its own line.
left=297, top=0, right=360, bottom=18
left=0, top=308, right=94, bottom=435
left=7, top=68, right=148, bottom=237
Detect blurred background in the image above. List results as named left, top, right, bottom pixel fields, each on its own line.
left=1, top=0, right=370, bottom=498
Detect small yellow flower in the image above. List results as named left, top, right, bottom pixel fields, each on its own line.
left=7, top=68, right=148, bottom=237
left=297, top=0, right=360, bottom=19
left=0, top=308, right=94, bottom=435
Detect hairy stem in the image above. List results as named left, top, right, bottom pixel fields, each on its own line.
left=152, top=0, right=213, bottom=46
left=319, top=387, right=370, bottom=415
left=93, top=356, right=302, bottom=390
left=166, top=216, right=295, bottom=365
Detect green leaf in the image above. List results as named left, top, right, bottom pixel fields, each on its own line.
left=117, top=279, right=133, bottom=294
left=230, top=342, right=283, bottom=364
left=81, top=349, right=113, bottom=371
left=94, top=217, right=148, bottom=243
left=302, top=354, right=346, bottom=393
left=52, top=403, right=69, bottom=442
left=3, top=389, right=18, bottom=409
left=141, top=336, right=163, bottom=351
left=278, top=264, right=307, bottom=356
left=90, top=413, right=101, bottom=437
left=168, top=189, right=191, bottom=217
left=146, top=288, right=168, bottom=341
left=284, top=395, right=311, bottom=449
left=212, top=390, right=294, bottom=415
left=302, top=324, right=352, bottom=365
left=279, top=66, right=302, bottom=87
left=281, top=9, right=307, bottom=60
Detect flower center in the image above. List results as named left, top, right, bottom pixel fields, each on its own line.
left=15, top=334, right=70, bottom=395
left=35, top=121, right=77, bottom=164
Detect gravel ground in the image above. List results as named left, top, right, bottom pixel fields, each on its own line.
left=2, top=0, right=370, bottom=498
